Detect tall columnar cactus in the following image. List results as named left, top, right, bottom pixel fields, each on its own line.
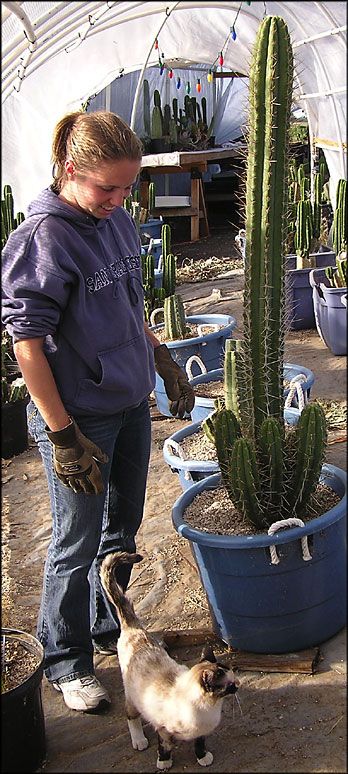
left=1, top=183, right=25, bottom=248
left=151, top=106, right=163, bottom=139
left=332, top=178, right=347, bottom=256
left=164, top=294, right=187, bottom=341
left=205, top=16, right=327, bottom=530
left=162, top=253, right=176, bottom=296
left=294, top=199, right=314, bottom=268
left=143, top=79, right=151, bottom=137
left=148, top=182, right=156, bottom=213
left=161, top=223, right=171, bottom=261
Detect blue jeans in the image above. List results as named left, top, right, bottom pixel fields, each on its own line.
left=27, top=398, right=151, bottom=682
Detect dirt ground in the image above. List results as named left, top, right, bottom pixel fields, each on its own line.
left=1, top=228, right=347, bottom=773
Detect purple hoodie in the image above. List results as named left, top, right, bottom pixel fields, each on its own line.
left=1, top=188, right=156, bottom=416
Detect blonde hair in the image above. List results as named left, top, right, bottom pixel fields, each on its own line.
left=51, top=110, right=143, bottom=192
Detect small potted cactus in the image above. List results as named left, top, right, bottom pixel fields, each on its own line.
left=170, top=16, right=347, bottom=655
left=285, top=162, right=336, bottom=329
left=150, top=292, right=237, bottom=416
left=310, top=182, right=347, bottom=355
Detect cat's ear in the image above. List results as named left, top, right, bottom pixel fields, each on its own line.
left=200, top=667, right=215, bottom=692
left=200, top=644, right=216, bottom=663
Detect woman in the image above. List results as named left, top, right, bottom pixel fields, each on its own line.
left=1, top=110, right=194, bottom=712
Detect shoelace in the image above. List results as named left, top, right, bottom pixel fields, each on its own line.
left=79, top=676, right=99, bottom=687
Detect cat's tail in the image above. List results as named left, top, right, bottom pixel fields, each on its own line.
left=100, top=551, right=143, bottom=628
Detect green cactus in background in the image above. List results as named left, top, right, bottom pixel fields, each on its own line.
left=143, top=79, right=151, bottom=137
left=164, top=294, right=187, bottom=340
left=172, top=98, right=178, bottom=123
left=162, top=253, right=176, bottom=296
left=161, top=223, right=171, bottom=261
left=332, top=178, right=347, bottom=256
left=1, top=183, right=25, bottom=248
left=151, top=106, right=163, bottom=139
left=169, top=119, right=178, bottom=146
left=325, top=257, right=347, bottom=288
left=204, top=16, right=327, bottom=530
left=294, top=199, right=314, bottom=268
left=163, top=104, right=171, bottom=135
left=148, top=182, right=156, bottom=213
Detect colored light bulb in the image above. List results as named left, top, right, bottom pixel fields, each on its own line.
left=154, top=38, right=159, bottom=50
left=196, top=79, right=201, bottom=93
left=230, top=25, right=237, bottom=41
left=219, top=51, right=224, bottom=66
left=186, top=81, right=191, bottom=94
left=207, top=69, right=213, bottom=83
left=176, top=77, right=181, bottom=89
left=168, top=69, right=173, bottom=79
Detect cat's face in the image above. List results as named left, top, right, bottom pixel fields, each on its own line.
left=190, top=645, right=240, bottom=699
left=192, top=660, right=240, bottom=698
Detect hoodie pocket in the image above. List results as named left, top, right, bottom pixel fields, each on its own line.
left=75, top=335, right=154, bottom=413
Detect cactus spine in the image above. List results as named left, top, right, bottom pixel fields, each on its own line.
left=206, top=17, right=327, bottom=530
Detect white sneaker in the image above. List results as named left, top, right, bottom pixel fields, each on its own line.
left=53, top=674, right=111, bottom=712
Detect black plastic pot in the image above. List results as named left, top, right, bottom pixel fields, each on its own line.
left=1, top=628, right=46, bottom=773
left=1, top=397, right=29, bottom=458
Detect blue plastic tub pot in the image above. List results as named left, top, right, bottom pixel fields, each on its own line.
left=171, top=465, right=347, bottom=653
left=310, top=268, right=347, bottom=356
left=163, top=408, right=301, bottom=491
left=189, top=363, right=315, bottom=424
left=151, top=314, right=237, bottom=417
left=139, top=217, right=163, bottom=241
left=285, top=251, right=336, bottom=330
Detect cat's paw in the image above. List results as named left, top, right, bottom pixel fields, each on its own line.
left=197, top=751, right=214, bottom=767
left=157, top=757, right=173, bottom=770
left=132, top=736, right=149, bottom=751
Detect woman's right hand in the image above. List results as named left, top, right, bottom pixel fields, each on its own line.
left=46, top=418, right=109, bottom=495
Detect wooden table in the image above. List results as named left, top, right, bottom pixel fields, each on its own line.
left=140, top=147, right=244, bottom=242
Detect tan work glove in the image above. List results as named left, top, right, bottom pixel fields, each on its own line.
left=154, top=344, right=195, bottom=419
left=46, top=418, right=109, bottom=495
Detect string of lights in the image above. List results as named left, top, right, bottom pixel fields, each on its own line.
left=153, top=1, right=251, bottom=92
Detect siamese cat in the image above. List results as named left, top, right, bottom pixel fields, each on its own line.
left=100, top=551, right=239, bottom=770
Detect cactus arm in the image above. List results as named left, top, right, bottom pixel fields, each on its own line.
left=224, top=345, right=240, bottom=420
left=163, top=253, right=176, bottom=296
left=259, top=417, right=283, bottom=511
left=211, top=409, right=241, bottom=486
left=228, top=438, right=263, bottom=529
left=285, top=403, right=327, bottom=517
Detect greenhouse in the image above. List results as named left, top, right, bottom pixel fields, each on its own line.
left=1, top=3, right=347, bottom=773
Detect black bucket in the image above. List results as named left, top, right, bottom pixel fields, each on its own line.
left=1, top=628, right=46, bottom=773
left=1, top=398, right=29, bottom=459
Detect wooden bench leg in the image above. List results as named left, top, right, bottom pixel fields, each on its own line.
left=199, top=178, right=210, bottom=238
left=190, top=177, right=200, bottom=241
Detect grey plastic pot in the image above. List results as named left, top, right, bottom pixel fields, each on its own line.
left=309, top=268, right=347, bottom=355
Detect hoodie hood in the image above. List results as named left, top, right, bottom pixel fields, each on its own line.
left=27, top=187, right=108, bottom=232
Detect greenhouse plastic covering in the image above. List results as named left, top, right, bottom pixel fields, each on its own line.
left=1, top=1, right=346, bottom=213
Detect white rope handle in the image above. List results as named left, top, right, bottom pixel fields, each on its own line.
left=284, top=373, right=307, bottom=411
left=268, top=518, right=312, bottom=565
left=163, top=439, right=193, bottom=481
left=150, top=307, right=164, bottom=326
left=197, top=323, right=220, bottom=337
left=163, top=438, right=185, bottom=460
left=185, top=355, right=207, bottom=380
